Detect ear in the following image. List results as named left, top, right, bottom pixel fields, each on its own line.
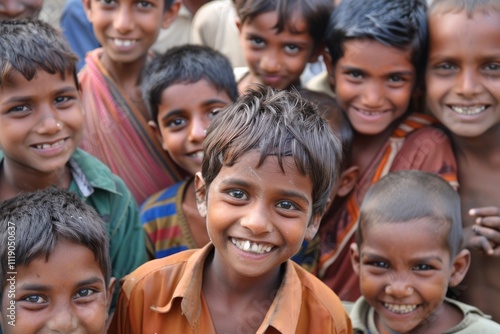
left=448, top=249, right=471, bottom=287
left=350, top=243, right=361, bottom=276
left=161, top=0, right=182, bottom=29
left=106, top=277, right=117, bottom=312
left=336, top=166, right=360, bottom=197
left=194, top=172, right=207, bottom=217
left=304, top=213, right=321, bottom=241
left=235, top=16, right=242, bottom=32
left=323, top=52, right=335, bottom=90
left=148, top=120, right=166, bottom=148
left=82, top=0, right=92, bottom=22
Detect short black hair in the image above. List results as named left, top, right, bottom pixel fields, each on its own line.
left=142, top=44, right=238, bottom=123
left=0, top=188, right=111, bottom=302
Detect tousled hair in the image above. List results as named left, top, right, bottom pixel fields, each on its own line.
left=0, top=188, right=111, bottom=301
left=429, top=0, right=500, bottom=17
left=357, top=170, right=462, bottom=258
left=142, top=44, right=238, bottom=123
left=298, top=89, right=353, bottom=169
left=0, top=19, right=78, bottom=89
left=235, top=0, right=334, bottom=47
left=201, top=85, right=342, bottom=216
left=326, top=0, right=428, bottom=85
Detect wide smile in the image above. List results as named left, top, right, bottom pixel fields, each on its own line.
left=448, top=104, right=488, bottom=116
left=384, top=302, right=418, bottom=314
left=111, top=38, right=138, bottom=48
left=354, top=106, right=390, bottom=116
left=230, top=237, right=275, bottom=255
left=187, top=151, right=203, bottom=159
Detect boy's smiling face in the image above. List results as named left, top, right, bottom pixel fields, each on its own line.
left=0, top=70, right=83, bottom=175
left=426, top=10, right=500, bottom=138
left=0, top=239, right=114, bottom=334
left=238, top=10, right=318, bottom=90
left=332, top=39, right=415, bottom=135
left=152, top=79, right=233, bottom=176
left=84, top=0, right=176, bottom=67
left=195, top=150, right=320, bottom=280
left=0, top=0, right=43, bottom=20
left=351, top=218, right=469, bottom=334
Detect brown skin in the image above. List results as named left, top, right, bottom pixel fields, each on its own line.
left=452, top=129, right=500, bottom=322
left=182, top=178, right=211, bottom=247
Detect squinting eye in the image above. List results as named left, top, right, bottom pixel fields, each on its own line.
left=74, top=289, right=95, bottom=298
left=413, top=264, right=432, bottom=271
left=24, top=295, right=47, bottom=304
left=137, top=1, right=152, bottom=8
left=389, top=76, right=403, bottom=82
left=485, top=63, right=500, bottom=71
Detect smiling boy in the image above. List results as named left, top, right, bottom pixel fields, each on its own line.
left=349, top=171, right=500, bottom=333
left=110, top=86, right=352, bottom=333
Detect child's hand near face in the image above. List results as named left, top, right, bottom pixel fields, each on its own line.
left=465, top=207, right=500, bottom=256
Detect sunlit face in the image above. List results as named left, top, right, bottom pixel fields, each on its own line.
left=0, top=70, right=83, bottom=176
left=155, top=80, right=233, bottom=175
left=196, top=150, right=320, bottom=281
left=332, top=40, right=416, bottom=135
left=426, top=10, right=500, bottom=138
left=351, top=219, right=462, bottom=334
left=84, top=0, right=173, bottom=66
left=0, top=0, right=43, bottom=20
left=0, top=240, right=113, bottom=334
left=238, top=11, right=317, bottom=90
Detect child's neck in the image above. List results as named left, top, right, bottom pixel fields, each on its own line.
left=451, top=123, right=500, bottom=162
left=0, top=163, right=71, bottom=201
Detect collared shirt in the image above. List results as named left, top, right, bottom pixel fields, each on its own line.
left=110, top=244, right=352, bottom=334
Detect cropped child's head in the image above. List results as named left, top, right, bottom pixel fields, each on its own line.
left=195, top=85, right=342, bottom=279
left=426, top=0, right=500, bottom=138
left=0, top=20, right=82, bottom=178
left=351, top=170, right=470, bottom=334
left=235, top=0, right=334, bottom=90
left=0, top=0, right=44, bottom=20
left=325, top=0, right=428, bottom=135
left=83, top=0, right=178, bottom=67
left=143, top=44, right=238, bottom=175
left=0, top=187, right=114, bottom=334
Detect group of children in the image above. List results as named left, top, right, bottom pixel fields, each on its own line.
left=0, top=0, right=500, bottom=333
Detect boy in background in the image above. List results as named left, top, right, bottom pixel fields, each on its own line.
left=349, top=170, right=500, bottom=333
left=0, top=188, right=115, bottom=334
left=317, top=0, right=458, bottom=301
left=79, top=0, right=183, bottom=204
left=110, top=86, right=352, bottom=333
left=140, top=44, right=238, bottom=259
left=234, top=0, right=333, bottom=92
left=426, top=0, right=500, bottom=322
left=0, top=19, right=146, bottom=310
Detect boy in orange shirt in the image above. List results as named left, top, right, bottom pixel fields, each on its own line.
left=426, top=0, right=500, bottom=322
left=110, top=86, right=352, bottom=333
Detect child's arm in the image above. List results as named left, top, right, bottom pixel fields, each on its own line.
left=465, top=207, right=500, bottom=256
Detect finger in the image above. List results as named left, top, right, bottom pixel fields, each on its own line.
left=469, top=206, right=500, bottom=217
left=478, top=216, right=500, bottom=229
left=472, top=225, right=500, bottom=244
left=463, top=233, right=494, bottom=255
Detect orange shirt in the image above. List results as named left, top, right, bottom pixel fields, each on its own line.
left=109, top=244, right=352, bottom=334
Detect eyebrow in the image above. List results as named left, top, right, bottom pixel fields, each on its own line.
left=362, top=251, right=444, bottom=264
left=19, top=277, right=105, bottom=292
left=1, top=86, right=78, bottom=105
left=339, top=65, right=413, bottom=77
left=160, top=98, right=229, bottom=120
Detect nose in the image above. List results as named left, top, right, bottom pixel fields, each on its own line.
left=35, top=106, right=63, bottom=135
left=455, top=68, right=481, bottom=98
left=188, top=117, right=207, bottom=143
left=0, top=0, right=25, bottom=18
left=260, top=51, right=281, bottom=73
left=361, top=81, right=385, bottom=109
left=240, top=202, right=273, bottom=235
left=46, top=306, right=78, bottom=333
left=385, top=274, right=414, bottom=298
left=114, top=6, right=134, bottom=34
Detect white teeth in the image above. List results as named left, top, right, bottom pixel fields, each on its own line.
left=450, top=105, right=486, bottom=115
left=358, top=109, right=385, bottom=116
left=190, top=151, right=203, bottom=159
left=35, top=139, right=65, bottom=150
left=384, top=303, right=417, bottom=314
left=230, top=238, right=273, bottom=254
left=113, top=39, right=136, bottom=47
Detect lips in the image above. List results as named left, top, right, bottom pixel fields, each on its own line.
left=384, top=302, right=418, bottom=314
left=354, top=107, right=389, bottom=116
left=230, top=237, right=274, bottom=254
left=448, top=104, right=487, bottom=115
